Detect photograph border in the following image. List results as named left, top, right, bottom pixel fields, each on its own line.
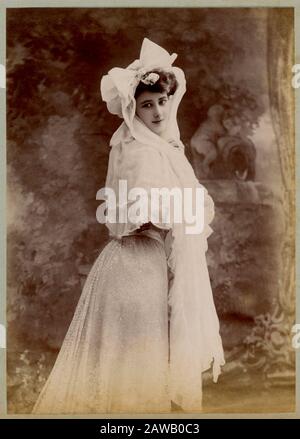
left=0, top=0, right=299, bottom=419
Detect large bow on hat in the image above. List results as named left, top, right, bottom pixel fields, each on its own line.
left=100, top=38, right=178, bottom=120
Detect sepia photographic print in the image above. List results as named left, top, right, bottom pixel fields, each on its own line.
left=1, top=1, right=298, bottom=418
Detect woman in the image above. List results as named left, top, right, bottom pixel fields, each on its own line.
left=32, top=38, right=224, bottom=414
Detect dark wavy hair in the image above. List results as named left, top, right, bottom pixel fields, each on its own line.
left=134, top=69, right=178, bottom=99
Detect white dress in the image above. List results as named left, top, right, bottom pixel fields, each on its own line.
left=32, top=128, right=224, bottom=414
left=32, top=227, right=172, bottom=414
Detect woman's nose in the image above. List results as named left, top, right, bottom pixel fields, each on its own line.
left=153, top=105, right=162, bottom=119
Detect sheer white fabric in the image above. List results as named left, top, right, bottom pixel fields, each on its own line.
left=33, top=233, right=171, bottom=414
left=103, top=123, right=224, bottom=411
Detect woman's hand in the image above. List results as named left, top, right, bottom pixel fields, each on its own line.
left=136, top=222, right=152, bottom=233
left=136, top=222, right=169, bottom=239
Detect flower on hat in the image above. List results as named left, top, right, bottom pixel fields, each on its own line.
left=140, top=72, right=160, bottom=85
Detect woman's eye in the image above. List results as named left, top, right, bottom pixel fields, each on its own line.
left=141, top=99, right=167, bottom=109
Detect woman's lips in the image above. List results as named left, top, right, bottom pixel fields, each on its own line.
left=152, top=119, right=164, bottom=124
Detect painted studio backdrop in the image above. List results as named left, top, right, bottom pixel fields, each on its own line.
left=6, top=8, right=295, bottom=413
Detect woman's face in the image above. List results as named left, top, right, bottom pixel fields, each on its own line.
left=135, top=91, right=171, bottom=136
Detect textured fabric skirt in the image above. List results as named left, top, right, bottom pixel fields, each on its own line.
left=32, top=234, right=170, bottom=414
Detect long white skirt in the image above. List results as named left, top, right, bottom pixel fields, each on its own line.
left=32, top=235, right=171, bottom=414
